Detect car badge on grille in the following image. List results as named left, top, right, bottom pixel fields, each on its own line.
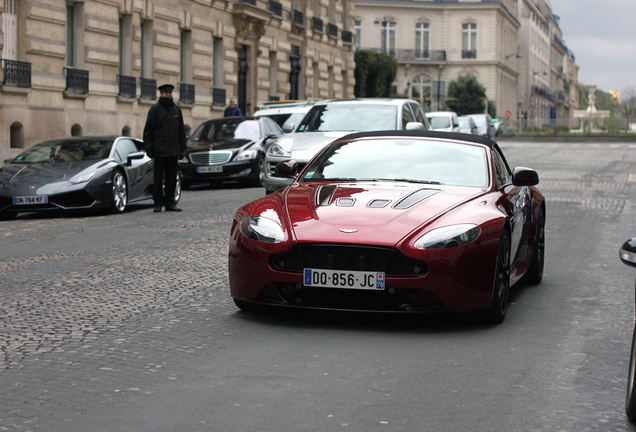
left=339, top=229, right=358, bottom=233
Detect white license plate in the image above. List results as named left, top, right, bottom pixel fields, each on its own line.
left=197, top=166, right=223, bottom=173
left=13, top=195, right=48, bottom=205
left=303, top=269, right=385, bottom=290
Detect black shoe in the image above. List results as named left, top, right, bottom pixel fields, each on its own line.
left=165, top=205, right=182, bottom=212
left=153, top=205, right=162, bottom=213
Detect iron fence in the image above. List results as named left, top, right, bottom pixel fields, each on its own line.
left=2, top=59, right=31, bottom=87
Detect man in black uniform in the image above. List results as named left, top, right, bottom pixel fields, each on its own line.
left=143, top=83, right=187, bottom=212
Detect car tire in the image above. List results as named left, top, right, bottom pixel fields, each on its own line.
left=110, top=170, right=128, bottom=214
left=233, top=298, right=262, bottom=312
left=524, top=206, right=545, bottom=285
left=174, top=170, right=182, bottom=204
left=627, top=327, right=636, bottom=422
left=485, top=227, right=511, bottom=324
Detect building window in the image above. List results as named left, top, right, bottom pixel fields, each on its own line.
left=462, top=23, right=477, bottom=59
left=269, top=51, right=278, bottom=99
left=66, top=5, right=74, bottom=67
left=354, top=20, right=361, bottom=49
left=71, top=124, right=82, bottom=136
left=213, top=37, right=223, bottom=89
left=10, top=121, right=22, bottom=148
left=119, top=15, right=133, bottom=76
left=3, top=0, right=18, bottom=60
left=140, top=20, right=153, bottom=78
left=180, top=30, right=192, bottom=84
left=415, top=22, right=429, bottom=59
left=381, top=21, right=395, bottom=56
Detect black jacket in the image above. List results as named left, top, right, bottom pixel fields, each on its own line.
left=143, top=97, right=187, bottom=158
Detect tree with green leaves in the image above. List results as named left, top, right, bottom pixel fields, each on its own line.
left=354, top=50, right=398, bottom=98
left=445, top=75, right=486, bottom=116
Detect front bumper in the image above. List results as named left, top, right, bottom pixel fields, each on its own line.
left=180, top=159, right=260, bottom=183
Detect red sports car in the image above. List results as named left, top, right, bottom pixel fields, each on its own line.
left=228, top=131, right=545, bottom=323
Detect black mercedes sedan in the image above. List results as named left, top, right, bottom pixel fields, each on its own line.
left=179, top=116, right=283, bottom=189
left=0, top=136, right=180, bottom=219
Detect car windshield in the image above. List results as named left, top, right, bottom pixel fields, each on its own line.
left=428, top=116, right=451, bottom=129
left=301, top=138, right=489, bottom=188
left=257, top=112, right=306, bottom=130
left=297, top=104, right=398, bottom=132
left=190, top=119, right=260, bottom=142
left=11, top=139, right=114, bottom=163
left=471, top=116, right=487, bottom=127
left=458, top=118, right=470, bottom=128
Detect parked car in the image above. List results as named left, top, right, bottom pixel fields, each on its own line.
left=0, top=136, right=178, bottom=219
left=458, top=116, right=478, bottom=135
left=425, top=111, right=460, bottom=133
left=262, top=98, right=431, bottom=194
left=619, top=238, right=636, bottom=422
left=230, top=130, right=545, bottom=323
left=179, top=116, right=283, bottom=189
left=254, top=100, right=317, bottom=132
left=467, top=113, right=497, bottom=139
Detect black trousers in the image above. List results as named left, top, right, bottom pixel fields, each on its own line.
left=153, top=157, right=178, bottom=206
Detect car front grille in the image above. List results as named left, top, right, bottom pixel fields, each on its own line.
left=190, top=151, right=233, bottom=165
left=271, top=244, right=427, bottom=277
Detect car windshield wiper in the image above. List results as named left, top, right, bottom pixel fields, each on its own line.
left=374, top=178, right=444, bottom=185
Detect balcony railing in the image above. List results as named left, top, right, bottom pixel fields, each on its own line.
left=179, top=82, right=195, bottom=105
left=563, top=78, right=570, bottom=91
left=553, top=35, right=567, bottom=53
left=65, top=67, right=89, bottom=93
left=327, top=23, right=338, bottom=38
left=312, top=17, right=323, bottom=33
left=268, top=95, right=280, bottom=101
left=212, top=87, right=226, bottom=106
left=2, top=59, right=31, bottom=87
left=139, top=77, right=157, bottom=99
left=532, top=84, right=553, bottom=101
left=292, top=9, right=304, bottom=26
left=118, top=75, right=136, bottom=98
left=461, top=50, right=477, bottom=59
left=367, top=48, right=446, bottom=63
left=240, top=0, right=256, bottom=5
left=341, top=30, right=353, bottom=44
left=268, top=0, right=282, bottom=17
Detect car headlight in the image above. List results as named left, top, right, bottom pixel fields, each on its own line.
left=267, top=143, right=291, bottom=158
left=414, top=224, right=480, bottom=250
left=178, top=156, right=189, bottom=163
left=69, top=171, right=96, bottom=184
left=240, top=215, right=284, bottom=243
left=235, top=149, right=258, bottom=161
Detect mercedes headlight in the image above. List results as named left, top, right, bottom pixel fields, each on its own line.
left=235, top=149, right=258, bottom=161
left=267, top=143, right=292, bottom=158
left=414, top=224, right=480, bottom=250
left=240, top=216, right=284, bottom=243
left=69, top=171, right=96, bottom=184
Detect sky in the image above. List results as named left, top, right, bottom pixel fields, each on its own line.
left=549, top=0, right=636, bottom=95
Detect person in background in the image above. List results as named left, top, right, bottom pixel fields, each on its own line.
left=224, top=98, right=242, bottom=117
left=143, top=83, right=186, bottom=213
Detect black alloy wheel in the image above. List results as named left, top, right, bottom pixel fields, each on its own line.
left=627, top=327, right=636, bottom=422
left=485, top=228, right=511, bottom=324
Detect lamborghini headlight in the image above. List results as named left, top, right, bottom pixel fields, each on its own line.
left=414, top=224, right=480, bottom=250
left=240, top=215, right=284, bottom=243
left=69, top=171, right=96, bottom=184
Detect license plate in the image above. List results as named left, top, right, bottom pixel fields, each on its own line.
left=303, top=269, right=385, bottom=290
left=197, top=166, right=223, bottom=173
left=13, top=195, right=48, bottom=205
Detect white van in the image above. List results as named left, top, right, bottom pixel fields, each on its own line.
left=425, top=111, right=460, bottom=133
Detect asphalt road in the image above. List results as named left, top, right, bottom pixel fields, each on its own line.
left=2, top=141, right=636, bottom=431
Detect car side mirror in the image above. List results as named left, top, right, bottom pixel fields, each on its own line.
left=282, top=123, right=295, bottom=134
left=265, top=133, right=279, bottom=142
left=511, top=167, right=539, bottom=186
left=405, top=122, right=424, bottom=131
left=126, top=151, right=145, bottom=166
left=274, top=160, right=299, bottom=179
left=620, top=238, right=636, bottom=267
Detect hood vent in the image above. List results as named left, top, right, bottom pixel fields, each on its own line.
left=367, top=199, right=391, bottom=208
left=316, top=184, right=339, bottom=206
left=335, top=197, right=355, bottom=207
left=392, top=188, right=440, bottom=210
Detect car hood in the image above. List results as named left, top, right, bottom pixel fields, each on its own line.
left=1, top=160, right=103, bottom=186
left=186, top=138, right=254, bottom=152
left=275, top=132, right=349, bottom=162
left=286, top=182, right=484, bottom=246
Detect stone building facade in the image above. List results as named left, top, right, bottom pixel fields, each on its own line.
left=0, top=0, right=356, bottom=161
left=355, top=0, right=520, bottom=119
